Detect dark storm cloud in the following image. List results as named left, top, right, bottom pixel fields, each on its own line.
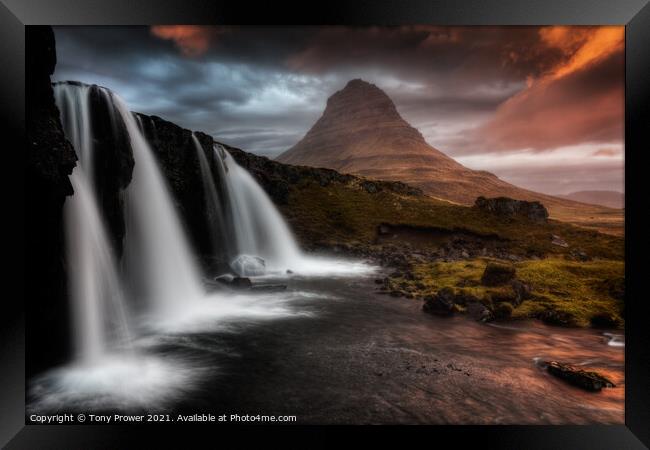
left=51, top=25, right=624, bottom=193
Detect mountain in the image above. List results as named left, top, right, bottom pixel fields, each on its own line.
left=559, top=191, right=624, bottom=209
left=277, top=79, right=623, bottom=235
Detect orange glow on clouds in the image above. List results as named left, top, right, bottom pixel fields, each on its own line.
left=540, top=26, right=624, bottom=80
left=479, top=26, right=624, bottom=152
left=150, top=26, right=216, bottom=56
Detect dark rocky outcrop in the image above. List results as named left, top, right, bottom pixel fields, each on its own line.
left=422, top=287, right=458, bottom=316
left=544, top=361, right=615, bottom=391
left=227, top=145, right=422, bottom=206
left=480, top=262, right=516, bottom=286
left=474, top=196, right=549, bottom=223
left=26, top=26, right=77, bottom=375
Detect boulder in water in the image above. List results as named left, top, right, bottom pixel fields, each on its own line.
left=231, top=254, right=266, bottom=276
left=544, top=361, right=615, bottom=391
left=422, top=287, right=458, bottom=316
left=213, top=274, right=252, bottom=289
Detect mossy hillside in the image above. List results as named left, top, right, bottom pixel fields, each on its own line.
left=388, top=258, right=624, bottom=328
left=281, top=180, right=623, bottom=260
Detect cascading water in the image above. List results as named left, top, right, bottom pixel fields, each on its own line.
left=217, top=145, right=302, bottom=274
left=54, top=83, right=131, bottom=363
left=207, top=144, right=373, bottom=277
left=192, top=134, right=231, bottom=258
left=118, top=101, right=205, bottom=314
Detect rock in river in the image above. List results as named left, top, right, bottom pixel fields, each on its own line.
left=422, top=287, right=457, bottom=316
left=544, top=361, right=615, bottom=391
left=231, top=254, right=266, bottom=276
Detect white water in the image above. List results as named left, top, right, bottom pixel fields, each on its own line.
left=55, top=83, right=132, bottom=363
left=118, top=100, right=205, bottom=314
left=218, top=146, right=303, bottom=273
left=216, top=145, right=375, bottom=277
left=192, top=134, right=230, bottom=256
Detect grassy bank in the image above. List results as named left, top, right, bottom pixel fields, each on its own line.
left=388, top=257, right=624, bottom=328
left=282, top=180, right=623, bottom=260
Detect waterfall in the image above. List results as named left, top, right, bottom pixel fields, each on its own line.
left=57, top=81, right=205, bottom=323
left=115, top=101, right=205, bottom=314
left=55, top=83, right=131, bottom=363
left=191, top=134, right=231, bottom=258
left=218, top=145, right=303, bottom=274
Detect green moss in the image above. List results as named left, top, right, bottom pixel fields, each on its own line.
left=512, top=258, right=624, bottom=327
left=282, top=181, right=623, bottom=260
left=281, top=178, right=624, bottom=328
left=400, top=257, right=624, bottom=327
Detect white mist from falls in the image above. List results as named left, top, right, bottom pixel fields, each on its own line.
left=55, top=83, right=131, bottom=363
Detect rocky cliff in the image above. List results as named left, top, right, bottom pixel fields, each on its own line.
left=26, top=26, right=77, bottom=375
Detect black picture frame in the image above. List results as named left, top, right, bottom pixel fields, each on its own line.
left=2, top=0, right=648, bottom=448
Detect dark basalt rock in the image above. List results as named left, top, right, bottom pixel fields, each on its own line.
left=510, top=279, right=532, bottom=305
left=422, top=287, right=457, bottom=316
left=544, top=361, right=615, bottom=391
left=251, top=284, right=287, bottom=292
left=214, top=274, right=253, bottom=289
left=26, top=26, right=78, bottom=376
left=481, top=262, right=516, bottom=286
left=537, top=310, right=577, bottom=327
left=225, top=145, right=422, bottom=206
left=474, top=196, right=549, bottom=223
left=590, top=312, right=619, bottom=329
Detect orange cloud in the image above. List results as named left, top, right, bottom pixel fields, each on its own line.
left=478, top=26, right=624, bottom=151
left=539, top=26, right=624, bottom=79
left=150, top=26, right=218, bottom=56
left=593, top=147, right=622, bottom=157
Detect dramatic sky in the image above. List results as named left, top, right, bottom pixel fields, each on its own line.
left=52, top=26, right=624, bottom=195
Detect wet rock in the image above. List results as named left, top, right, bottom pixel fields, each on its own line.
left=551, top=234, right=569, bottom=248
left=474, top=196, right=548, bottom=223
left=537, top=310, right=577, bottom=327
left=422, top=287, right=457, bottom=316
left=493, top=302, right=514, bottom=319
left=214, top=274, right=252, bottom=289
left=481, top=262, right=516, bottom=286
left=544, top=361, right=615, bottom=391
left=511, top=279, right=532, bottom=305
left=466, top=302, right=494, bottom=322
left=590, top=312, right=619, bottom=329
left=286, top=269, right=294, bottom=274
left=231, top=254, right=266, bottom=276
left=251, top=283, right=287, bottom=292
left=232, top=277, right=252, bottom=288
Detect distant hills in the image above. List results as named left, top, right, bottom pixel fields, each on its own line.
left=277, top=79, right=623, bottom=234
left=559, top=191, right=624, bottom=209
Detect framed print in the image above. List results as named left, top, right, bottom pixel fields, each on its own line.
left=2, top=0, right=649, bottom=448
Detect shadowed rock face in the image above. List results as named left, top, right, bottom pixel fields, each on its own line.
left=474, top=196, right=549, bottom=224
left=26, top=26, right=78, bottom=376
